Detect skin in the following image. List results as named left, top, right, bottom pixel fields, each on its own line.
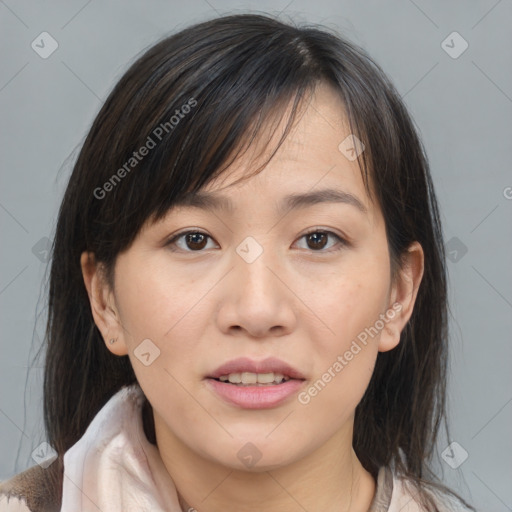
left=81, top=82, right=424, bottom=512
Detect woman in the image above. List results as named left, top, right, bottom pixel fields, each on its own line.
left=0, top=13, right=475, bottom=512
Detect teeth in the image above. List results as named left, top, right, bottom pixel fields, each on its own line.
left=218, top=372, right=289, bottom=385
left=254, top=372, right=275, bottom=384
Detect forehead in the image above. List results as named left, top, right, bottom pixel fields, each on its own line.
left=192, top=82, right=376, bottom=217
left=141, top=82, right=381, bottom=234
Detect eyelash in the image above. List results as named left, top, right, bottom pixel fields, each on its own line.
left=165, top=228, right=348, bottom=253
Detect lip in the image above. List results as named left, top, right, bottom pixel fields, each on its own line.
left=207, top=357, right=306, bottom=380
left=205, top=357, right=306, bottom=410
left=206, top=378, right=305, bottom=409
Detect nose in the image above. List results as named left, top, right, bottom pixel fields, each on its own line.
left=216, top=241, right=297, bottom=339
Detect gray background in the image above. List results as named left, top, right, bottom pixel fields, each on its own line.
left=1, top=1, right=511, bottom=510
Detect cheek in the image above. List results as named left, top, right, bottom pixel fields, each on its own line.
left=299, top=248, right=390, bottom=409
left=298, top=281, right=383, bottom=422
left=297, top=350, right=377, bottom=441
left=309, top=253, right=391, bottom=352
left=113, top=256, right=213, bottom=401
left=114, top=255, right=205, bottom=346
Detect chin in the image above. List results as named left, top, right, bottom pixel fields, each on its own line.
left=198, top=437, right=308, bottom=473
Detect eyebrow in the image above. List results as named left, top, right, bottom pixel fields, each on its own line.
left=173, top=188, right=368, bottom=216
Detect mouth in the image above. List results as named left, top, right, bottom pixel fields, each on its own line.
left=210, top=371, right=296, bottom=386
left=205, top=357, right=306, bottom=409
left=207, top=356, right=305, bottom=380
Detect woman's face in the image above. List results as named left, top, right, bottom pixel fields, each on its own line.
left=83, top=82, right=422, bottom=473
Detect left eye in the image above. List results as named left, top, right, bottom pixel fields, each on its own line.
left=166, top=229, right=346, bottom=252
left=296, top=230, right=347, bottom=252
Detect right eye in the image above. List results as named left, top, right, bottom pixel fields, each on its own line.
left=165, top=230, right=218, bottom=252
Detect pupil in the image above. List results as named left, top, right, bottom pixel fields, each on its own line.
left=187, top=233, right=207, bottom=250
left=308, top=232, right=326, bottom=250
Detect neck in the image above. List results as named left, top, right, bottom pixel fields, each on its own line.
left=153, top=414, right=376, bottom=512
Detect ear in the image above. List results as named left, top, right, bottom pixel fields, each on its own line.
left=378, top=241, right=424, bottom=352
left=80, top=251, right=128, bottom=356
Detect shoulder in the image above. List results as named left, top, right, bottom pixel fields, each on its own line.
left=370, top=466, right=474, bottom=511
left=390, top=469, right=474, bottom=511
left=0, top=463, right=62, bottom=512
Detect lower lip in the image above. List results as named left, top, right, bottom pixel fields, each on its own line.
left=206, top=378, right=305, bottom=409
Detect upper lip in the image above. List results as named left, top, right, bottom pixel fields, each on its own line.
left=207, top=357, right=306, bottom=380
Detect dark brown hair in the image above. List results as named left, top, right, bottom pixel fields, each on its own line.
left=37, top=13, right=473, bottom=510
